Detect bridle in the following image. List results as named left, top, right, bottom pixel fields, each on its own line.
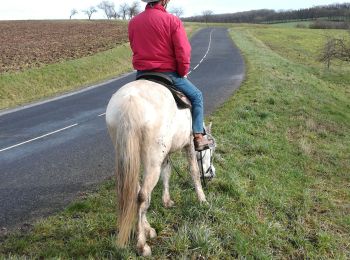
left=197, top=134, right=215, bottom=187
left=169, top=133, right=216, bottom=188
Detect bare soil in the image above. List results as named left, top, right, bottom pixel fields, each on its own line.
left=0, top=20, right=128, bottom=73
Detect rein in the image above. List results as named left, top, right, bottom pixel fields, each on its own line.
left=169, top=148, right=214, bottom=188
left=170, top=133, right=215, bottom=188
left=197, top=148, right=214, bottom=187
left=169, top=156, right=183, bottom=179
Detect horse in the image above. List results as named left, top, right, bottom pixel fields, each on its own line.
left=105, top=79, right=216, bottom=256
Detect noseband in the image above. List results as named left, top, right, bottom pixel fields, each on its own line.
left=197, top=134, right=215, bottom=187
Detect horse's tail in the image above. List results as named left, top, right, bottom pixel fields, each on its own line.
left=113, top=99, right=142, bottom=247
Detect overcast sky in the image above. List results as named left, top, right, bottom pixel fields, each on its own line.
left=0, top=0, right=342, bottom=20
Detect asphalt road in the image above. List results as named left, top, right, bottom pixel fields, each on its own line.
left=0, top=27, right=245, bottom=230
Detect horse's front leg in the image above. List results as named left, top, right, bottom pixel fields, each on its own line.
left=185, top=143, right=206, bottom=203
left=161, top=157, right=174, bottom=208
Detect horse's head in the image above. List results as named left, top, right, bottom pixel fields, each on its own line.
left=197, top=123, right=216, bottom=179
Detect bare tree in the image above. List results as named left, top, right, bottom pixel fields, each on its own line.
left=319, top=34, right=350, bottom=69
left=119, top=3, right=130, bottom=20
left=169, top=7, right=184, bottom=18
left=202, top=10, right=214, bottom=23
left=336, top=37, right=350, bottom=62
left=98, top=1, right=115, bottom=19
left=70, top=9, right=78, bottom=19
left=110, top=11, right=120, bottom=19
left=82, top=6, right=97, bottom=20
left=128, top=1, right=140, bottom=19
left=319, top=37, right=337, bottom=69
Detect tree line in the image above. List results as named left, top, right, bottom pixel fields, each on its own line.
left=70, top=1, right=184, bottom=20
left=183, top=3, right=350, bottom=24
left=70, top=1, right=140, bottom=20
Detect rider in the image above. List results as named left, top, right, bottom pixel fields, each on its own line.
left=128, top=0, right=212, bottom=151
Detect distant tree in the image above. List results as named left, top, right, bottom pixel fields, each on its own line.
left=82, top=6, right=97, bottom=20
left=319, top=35, right=350, bottom=69
left=319, top=38, right=337, bottom=69
left=128, top=1, right=140, bottom=19
left=202, top=10, right=214, bottom=23
left=98, top=1, right=115, bottom=19
left=70, top=9, right=78, bottom=19
left=110, top=9, right=120, bottom=19
left=336, top=30, right=350, bottom=62
left=169, top=7, right=184, bottom=18
left=119, top=3, right=130, bottom=20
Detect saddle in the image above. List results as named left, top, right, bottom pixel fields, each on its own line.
left=136, top=72, right=192, bottom=109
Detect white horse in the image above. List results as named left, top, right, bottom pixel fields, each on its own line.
left=105, top=79, right=216, bottom=256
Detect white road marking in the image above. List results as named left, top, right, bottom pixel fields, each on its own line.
left=0, top=124, right=78, bottom=153
left=98, top=113, right=106, bottom=117
left=188, top=29, right=214, bottom=76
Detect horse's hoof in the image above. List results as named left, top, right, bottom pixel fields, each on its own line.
left=149, top=228, right=157, bottom=239
left=163, top=199, right=175, bottom=208
left=138, top=243, right=152, bottom=257
left=200, top=199, right=208, bottom=205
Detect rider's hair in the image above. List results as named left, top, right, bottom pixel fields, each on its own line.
left=149, top=1, right=161, bottom=7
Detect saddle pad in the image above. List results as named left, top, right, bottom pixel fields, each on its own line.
left=136, top=73, right=192, bottom=109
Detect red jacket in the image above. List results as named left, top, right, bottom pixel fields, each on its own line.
left=128, top=3, right=191, bottom=77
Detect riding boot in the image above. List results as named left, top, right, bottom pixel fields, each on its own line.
left=193, top=134, right=212, bottom=151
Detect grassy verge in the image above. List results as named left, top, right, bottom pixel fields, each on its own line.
left=0, top=25, right=349, bottom=258
left=0, top=43, right=132, bottom=110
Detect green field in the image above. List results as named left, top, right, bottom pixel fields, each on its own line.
left=0, top=25, right=349, bottom=258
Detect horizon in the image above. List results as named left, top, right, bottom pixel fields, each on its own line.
left=0, top=0, right=346, bottom=21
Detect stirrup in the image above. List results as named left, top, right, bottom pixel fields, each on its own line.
left=194, top=137, right=212, bottom=151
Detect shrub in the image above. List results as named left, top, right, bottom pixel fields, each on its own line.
left=296, top=23, right=307, bottom=28
left=310, top=20, right=350, bottom=30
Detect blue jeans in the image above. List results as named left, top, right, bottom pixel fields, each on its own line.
left=137, top=71, right=204, bottom=134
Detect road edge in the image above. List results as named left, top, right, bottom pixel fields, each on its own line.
left=0, top=71, right=135, bottom=117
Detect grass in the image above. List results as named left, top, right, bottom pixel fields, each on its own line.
left=184, top=22, right=205, bottom=36
left=0, top=43, right=133, bottom=110
left=0, top=25, right=349, bottom=258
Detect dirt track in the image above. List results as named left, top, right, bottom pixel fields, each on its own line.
left=0, top=20, right=128, bottom=73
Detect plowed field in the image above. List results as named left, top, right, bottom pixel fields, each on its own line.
left=0, top=20, right=128, bottom=73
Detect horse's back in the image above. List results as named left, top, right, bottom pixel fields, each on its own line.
left=106, top=80, right=183, bottom=143
left=106, top=80, right=176, bottom=128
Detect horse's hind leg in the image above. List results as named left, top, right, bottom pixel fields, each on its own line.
left=161, top=157, right=174, bottom=208
left=137, top=161, right=161, bottom=257
left=137, top=183, right=157, bottom=240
